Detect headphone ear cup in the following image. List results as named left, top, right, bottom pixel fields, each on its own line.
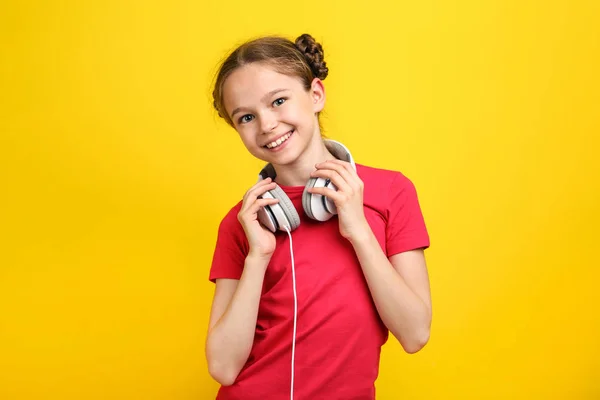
left=257, top=195, right=278, bottom=233
left=259, top=187, right=300, bottom=232
left=322, top=181, right=337, bottom=214
left=302, top=177, right=335, bottom=222
left=302, top=178, right=317, bottom=220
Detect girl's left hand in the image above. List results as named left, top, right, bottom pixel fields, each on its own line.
left=307, top=160, right=370, bottom=242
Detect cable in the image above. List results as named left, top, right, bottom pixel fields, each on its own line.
left=284, top=226, right=297, bottom=400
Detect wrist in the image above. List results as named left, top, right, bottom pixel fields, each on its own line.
left=345, top=219, right=374, bottom=246
left=245, top=252, right=272, bottom=269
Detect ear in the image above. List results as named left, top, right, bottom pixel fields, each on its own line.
left=309, top=78, right=326, bottom=113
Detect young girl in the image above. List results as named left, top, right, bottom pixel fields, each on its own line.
left=206, top=33, right=432, bottom=400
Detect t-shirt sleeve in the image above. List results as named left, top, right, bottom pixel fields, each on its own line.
left=385, top=173, right=430, bottom=256
left=208, top=204, right=249, bottom=282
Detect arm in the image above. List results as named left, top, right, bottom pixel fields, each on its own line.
left=205, top=255, right=269, bottom=386
left=307, top=160, right=431, bottom=353
left=205, top=177, right=279, bottom=386
left=349, top=233, right=432, bottom=353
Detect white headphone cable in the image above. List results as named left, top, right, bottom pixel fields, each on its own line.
left=284, top=226, right=297, bottom=400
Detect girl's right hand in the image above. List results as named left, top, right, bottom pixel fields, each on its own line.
left=237, top=177, right=280, bottom=261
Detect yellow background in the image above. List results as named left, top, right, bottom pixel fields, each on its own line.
left=1, top=0, right=599, bottom=399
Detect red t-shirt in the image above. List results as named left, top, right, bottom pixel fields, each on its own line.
left=209, top=164, right=430, bottom=400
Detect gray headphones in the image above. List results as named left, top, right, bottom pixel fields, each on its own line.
left=256, top=140, right=356, bottom=233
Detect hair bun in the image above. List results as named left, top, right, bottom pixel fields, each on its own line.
left=295, top=34, right=328, bottom=80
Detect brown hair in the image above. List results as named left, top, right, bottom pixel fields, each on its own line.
left=212, top=33, right=328, bottom=126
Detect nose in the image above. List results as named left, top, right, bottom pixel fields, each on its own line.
left=259, top=112, right=278, bottom=134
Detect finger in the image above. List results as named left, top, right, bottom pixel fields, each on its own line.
left=245, top=197, right=280, bottom=216
left=326, top=159, right=355, bottom=174
left=244, top=178, right=273, bottom=198
left=316, top=160, right=362, bottom=191
left=239, top=197, right=279, bottom=221
left=242, top=181, right=277, bottom=209
left=321, top=160, right=359, bottom=183
left=316, top=161, right=355, bottom=182
left=315, top=160, right=358, bottom=190
left=247, top=177, right=273, bottom=192
left=250, top=181, right=277, bottom=198
left=307, top=186, right=345, bottom=203
left=310, top=168, right=352, bottom=193
left=255, top=197, right=280, bottom=210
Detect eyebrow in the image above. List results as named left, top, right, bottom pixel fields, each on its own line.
left=230, top=88, right=289, bottom=119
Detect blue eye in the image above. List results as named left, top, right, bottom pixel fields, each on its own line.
left=273, top=98, right=286, bottom=106
left=239, top=114, right=254, bottom=124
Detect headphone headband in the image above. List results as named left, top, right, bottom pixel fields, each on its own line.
left=256, top=139, right=356, bottom=231
left=258, top=139, right=353, bottom=182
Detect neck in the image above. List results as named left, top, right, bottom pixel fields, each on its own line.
left=272, top=136, right=336, bottom=186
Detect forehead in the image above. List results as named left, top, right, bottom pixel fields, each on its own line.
left=222, top=63, right=304, bottom=112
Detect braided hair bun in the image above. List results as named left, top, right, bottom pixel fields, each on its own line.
left=295, top=34, right=329, bottom=80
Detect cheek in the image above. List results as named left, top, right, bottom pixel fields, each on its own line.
left=237, top=126, right=261, bottom=149
left=238, top=130, right=255, bottom=146
left=282, top=103, right=312, bottom=125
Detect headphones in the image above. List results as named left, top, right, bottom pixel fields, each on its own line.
left=257, top=140, right=356, bottom=233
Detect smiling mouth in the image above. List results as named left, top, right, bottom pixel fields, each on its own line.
left=264, top=130, right=293, bottom=149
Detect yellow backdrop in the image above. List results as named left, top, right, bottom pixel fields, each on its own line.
left=1, top=0, right=598, bottom=399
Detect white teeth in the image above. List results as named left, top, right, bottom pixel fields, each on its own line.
left=266, top=132, right=292, bottom=149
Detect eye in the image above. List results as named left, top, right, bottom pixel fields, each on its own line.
left=273, top=97, right=286, bottom=107
left=239, top=114, right=254, bottom=124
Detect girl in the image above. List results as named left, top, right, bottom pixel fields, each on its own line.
left=206, top=33, right=432, bottom=400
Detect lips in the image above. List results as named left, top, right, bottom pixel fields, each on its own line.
left=264, top=130, right=294, bottom=149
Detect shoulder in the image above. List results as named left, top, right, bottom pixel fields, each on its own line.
left=216, top=199, right=244, bottom=234
left=356, top=163, right=415, bottom=192
left=357, top=163, right=423, bottom=220
left=209, top=199, right=248, bottom=282
left=212, top=199, right=249, bottom=256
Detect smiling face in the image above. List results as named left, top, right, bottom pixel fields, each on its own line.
left=222, top=62, right=325, bottom=167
